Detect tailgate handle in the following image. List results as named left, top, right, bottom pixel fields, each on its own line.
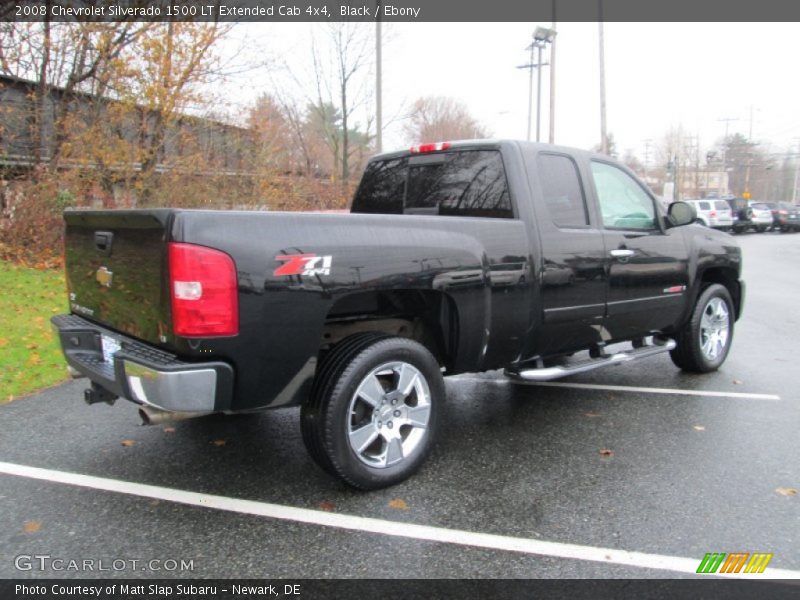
left=94, top=231, right=114, bottom=256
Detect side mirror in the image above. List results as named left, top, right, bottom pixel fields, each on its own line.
left=667, top=201, right=696, bottom=227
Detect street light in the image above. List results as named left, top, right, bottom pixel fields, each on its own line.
left=518, top=27, right=556, bottom=143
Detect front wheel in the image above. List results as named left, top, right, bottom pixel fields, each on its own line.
left=670, top=284, right=734, bottom=373
left=301, top=335, right=443, bottom=490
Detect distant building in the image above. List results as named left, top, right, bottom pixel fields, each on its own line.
left=0, top=73, right=252, bottom=177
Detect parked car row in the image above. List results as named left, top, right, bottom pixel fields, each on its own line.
left=683, top=198, right=800, bottom=233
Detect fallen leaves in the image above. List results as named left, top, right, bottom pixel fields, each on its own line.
left=598, top=448, right=614, bottom=458
left=163, top=427, right=176, bottom=434
left=775, top=487, right=797, bottom=497
left=319, top=502, right=336, bottom=512
left=388, top=498, right=409, bottom=510
left=120, top=439, right=135, bottom=447
left=23, top=520, right=42, bottom=533
left=211, top=439, right=227, bottom=447
left=584, top=412, right=602, bottom=418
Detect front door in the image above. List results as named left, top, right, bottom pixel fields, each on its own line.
left=589, top=160, right=689, bottom=341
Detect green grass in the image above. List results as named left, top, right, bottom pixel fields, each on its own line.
left=0, top=261, right=69, bottom=403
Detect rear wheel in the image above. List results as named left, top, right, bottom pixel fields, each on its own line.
left=301, top=335, right=443, bottom=490
left=670, top=284, right=734, bottom=373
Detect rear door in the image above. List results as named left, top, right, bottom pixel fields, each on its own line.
left=525, top=151, right=607, bottom=355
left=588, top=160, right=689, bottom=341
left=64, top=210, right=172, bottom=345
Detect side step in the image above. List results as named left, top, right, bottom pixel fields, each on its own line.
left=504, top=337, right=677, bottom=382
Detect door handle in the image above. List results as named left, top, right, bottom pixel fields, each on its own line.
left=610, top=249, right=635, bottom=259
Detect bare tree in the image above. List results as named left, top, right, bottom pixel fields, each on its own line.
left=290, top=24, right=374, bottom=182
left=403, top=96, right=488, bottom=143
left=0, top=20, right=152, bottom=168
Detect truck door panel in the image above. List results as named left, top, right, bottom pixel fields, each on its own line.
left=525, top=152, right=607, bottom=356
left=589, top=160, right=689, bottom=340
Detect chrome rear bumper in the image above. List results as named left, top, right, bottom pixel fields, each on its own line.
left=51, top=314, right=233, bottom=413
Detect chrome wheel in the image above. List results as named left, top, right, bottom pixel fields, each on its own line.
left=699, top=297, right=730, bottom=361
left=347, top=361, right=431, bottom=468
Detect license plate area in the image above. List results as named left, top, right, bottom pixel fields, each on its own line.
left=101, top=334, right=122, bottom=363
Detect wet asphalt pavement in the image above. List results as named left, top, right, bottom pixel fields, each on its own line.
left=0, top=231, right=798, bottom=579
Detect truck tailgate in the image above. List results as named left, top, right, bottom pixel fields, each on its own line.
left=64, top=210, right=172, bottom=345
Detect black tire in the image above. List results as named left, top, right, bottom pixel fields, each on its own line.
left=670, top=283, right=735, bottom=373
left=301, top=335, right=444, bottom=490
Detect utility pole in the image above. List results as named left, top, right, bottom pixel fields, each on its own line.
left=793, top=140, right=800, bottom=204
left=522, top=42, right=535, bottom=141
left=718, top=117, right=738, bottom=196
left=536, top=43, right=544, bottom=142
left=548, top=0, right=557, bottom=144
left=597, top=0, right=608, bottom=154
left=375, top=7, right=382, bottom=153
left=744, top=106, right=758, bottom=198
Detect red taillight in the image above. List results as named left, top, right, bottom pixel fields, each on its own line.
left=168, top=242, right=238, bottom=337
left=709, top=210, right=717, bottom=217
left=410, top=141, right=451, bottom=154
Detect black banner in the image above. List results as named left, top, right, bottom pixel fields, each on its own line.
left=4, top=0, right=800, bottom=22
left=2, top=579, right=800, bottom=600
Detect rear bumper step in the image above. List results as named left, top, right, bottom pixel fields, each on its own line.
left=504, top=338, right=676, bottom=382
left=51, top=314, right=233, bottom=413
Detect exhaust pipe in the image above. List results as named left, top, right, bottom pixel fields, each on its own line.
left=138, top=406, right=212, bottom=426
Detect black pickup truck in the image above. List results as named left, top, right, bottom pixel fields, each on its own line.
left=52, top=140, right=744, bottom=489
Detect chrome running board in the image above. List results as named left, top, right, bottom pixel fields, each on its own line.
left=504, top=338, right=676, bottom=382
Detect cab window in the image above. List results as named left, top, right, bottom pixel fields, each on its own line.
left=590, top=161, right=656, bottom=230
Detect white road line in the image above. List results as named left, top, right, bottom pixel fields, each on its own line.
left=1, top=461, right=798, bottom=579
left=452, top=377, right=781, bottom=401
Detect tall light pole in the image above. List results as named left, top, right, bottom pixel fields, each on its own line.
left=598, top=2, right=608, bottom=155
left=375, top=8, right=382, bottom=153
left=518, top=27, right=555, bottom=143
left=548, top=0, right=557, bottom=143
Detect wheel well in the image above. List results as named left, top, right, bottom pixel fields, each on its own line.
left=321, top=290, right=458, bottom=370
left=700, top=267, right=741, bottom=318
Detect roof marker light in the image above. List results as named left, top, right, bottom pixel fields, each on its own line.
left=410, top=142, right=451, bottom=154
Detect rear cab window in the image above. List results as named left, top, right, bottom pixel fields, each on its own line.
left=536, top=153, right=589, bottom=228
left=351, top=150, right=513, bottom=219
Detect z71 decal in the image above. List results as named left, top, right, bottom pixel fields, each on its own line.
left=274, top=254, right=333, bottom=277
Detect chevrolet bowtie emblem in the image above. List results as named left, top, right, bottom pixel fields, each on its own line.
left=96, top=266, right=113, bottom=288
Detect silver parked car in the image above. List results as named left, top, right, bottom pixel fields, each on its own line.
left=747, top=201, right=774, bottom=233
left=684, top=199, right=734, bottom=231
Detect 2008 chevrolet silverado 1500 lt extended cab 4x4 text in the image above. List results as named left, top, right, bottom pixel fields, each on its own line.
left=52, top=140, right=744, bottom=489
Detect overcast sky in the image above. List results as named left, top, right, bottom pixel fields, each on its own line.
left=222, top=22, right=800, bottom=163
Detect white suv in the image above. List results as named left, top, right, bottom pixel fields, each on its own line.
left=685, top=199, right=734, bottom=231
